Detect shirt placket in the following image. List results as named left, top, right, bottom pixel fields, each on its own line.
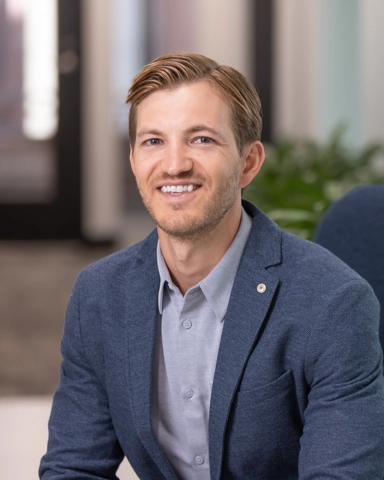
left=178, top=290, right=211, bottom=479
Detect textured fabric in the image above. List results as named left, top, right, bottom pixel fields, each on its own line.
left=152, top=209, right=252, bottom=480
left=40, top=201, right=384, bottom=480
left=314, top=185, right=384, bottom=349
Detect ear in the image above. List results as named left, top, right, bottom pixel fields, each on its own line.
left=238, top=141, right=265, bottom=189
left=129, top=146, right=136, bottom=176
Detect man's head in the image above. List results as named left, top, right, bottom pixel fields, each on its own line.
left=126, top=52, right=263, bottom=154
left=127, top=52, right=265, bottom=242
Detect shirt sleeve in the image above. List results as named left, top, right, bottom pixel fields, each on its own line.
left=39, top=273, right=124, bottom=479
left=299, top=278, right=384, bottom=479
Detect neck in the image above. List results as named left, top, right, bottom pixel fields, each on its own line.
left=158, top=204, right=242, bottom=295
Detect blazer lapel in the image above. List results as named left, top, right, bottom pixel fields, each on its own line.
left=209, top=202, right=282, bottom=480
left=124, top=232, right=177, bottom=479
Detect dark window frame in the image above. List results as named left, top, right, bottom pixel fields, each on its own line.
left=0, top=0, right=82, bottom=239
left=253, top=0, right=274, bottom=143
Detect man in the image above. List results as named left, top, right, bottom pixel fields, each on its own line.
left=40, top=52, right=384, bottom=479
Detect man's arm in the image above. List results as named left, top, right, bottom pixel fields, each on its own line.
left=299, top=279, right=384, bottom=479
left=39, top=274, right=124, bottom=479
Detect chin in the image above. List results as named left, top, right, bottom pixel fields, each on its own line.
left=156, top=216, right=199, bottom=238
left=156, top=212, right=226, bottom=242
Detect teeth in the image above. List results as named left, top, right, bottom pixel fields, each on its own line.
left=160, top=185, right=197, bottom=193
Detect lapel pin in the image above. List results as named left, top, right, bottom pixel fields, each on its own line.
left=257, top=283, right=266, bottom=293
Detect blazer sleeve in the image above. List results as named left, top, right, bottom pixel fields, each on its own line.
left=39, top=273, right=124, bottom=479
left=299, top=278, right=384, bottom=479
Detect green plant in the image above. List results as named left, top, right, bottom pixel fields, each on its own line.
left=244, top=126, right=384, bottom=239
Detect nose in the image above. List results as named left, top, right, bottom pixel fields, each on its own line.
left=161, top=140, right=193, bottom=176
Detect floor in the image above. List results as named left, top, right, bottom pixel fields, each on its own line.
left=0, top=211, right=154, bottom=479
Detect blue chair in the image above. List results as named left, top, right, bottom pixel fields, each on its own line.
left=314, top=185, right=384, bottom=349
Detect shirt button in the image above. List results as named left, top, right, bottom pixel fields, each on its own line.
left=195, top=455, right=204, bottom=465
left=184, top=388, right=194, bottom=398
left=183, top=319, right=192, bottom=329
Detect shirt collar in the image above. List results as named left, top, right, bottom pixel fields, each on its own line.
left=157, top=208, right=252, bottom=320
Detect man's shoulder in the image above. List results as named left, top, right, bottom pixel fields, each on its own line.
left=77, top=229, right=158, bottom=287
left=244, top=200, right=364, bottom=287
left=282, top=229, right=361, bottom=278
left=261, top=229, right=379, bottom=333
left=275, top=229, right=372, bottom=303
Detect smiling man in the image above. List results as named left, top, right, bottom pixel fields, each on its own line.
left=40, top=53, right=384, bottom=480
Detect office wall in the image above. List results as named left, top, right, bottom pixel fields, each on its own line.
left=274, top=0, right=384, bottom=147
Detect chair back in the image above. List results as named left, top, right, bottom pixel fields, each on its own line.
left=314, top=185, right=384, bottom=349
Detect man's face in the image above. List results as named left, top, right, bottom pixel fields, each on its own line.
left=130, top=81, right=258, bottom=240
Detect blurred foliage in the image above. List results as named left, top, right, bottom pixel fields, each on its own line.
left=244, top=126, right=384, bottom=240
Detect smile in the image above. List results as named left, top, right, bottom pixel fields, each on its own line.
left=160, top=185, right=200, bottom=193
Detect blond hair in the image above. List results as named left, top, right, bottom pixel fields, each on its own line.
left=126, top=52, right=262, bottom=153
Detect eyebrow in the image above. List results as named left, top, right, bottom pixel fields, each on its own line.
left=137, top=125, right=223, bottom=138
left=185, top=125, right=223, bottom=137
left=137, top=129, right=163, bottom=138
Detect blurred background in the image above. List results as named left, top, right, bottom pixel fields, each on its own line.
left=1, top=0, right=383, bottom=478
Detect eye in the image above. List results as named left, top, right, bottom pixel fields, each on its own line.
left=193, top=136, right=214, bottom=145
left=144, top=138, right=162, bottom=146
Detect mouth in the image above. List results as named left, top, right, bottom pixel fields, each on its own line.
left=158, top=184, right=201, bottom=194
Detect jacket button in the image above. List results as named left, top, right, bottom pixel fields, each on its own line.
left=195, top=455, right=204, bottom=465
left=257, top=283, right=266, bottom=293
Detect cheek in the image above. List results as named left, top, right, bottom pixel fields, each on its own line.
left=217, top=157, right=241, bottom=181
left=132, top=161, right=159, bottom=190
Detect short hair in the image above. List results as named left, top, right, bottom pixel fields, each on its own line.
left=126, top=52, right=263, bottom=153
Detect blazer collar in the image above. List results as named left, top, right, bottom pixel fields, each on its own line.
left=241, top=199, right=282, bottom=268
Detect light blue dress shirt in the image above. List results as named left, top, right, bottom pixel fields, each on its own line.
left=152, top=209, right=252, bottom=480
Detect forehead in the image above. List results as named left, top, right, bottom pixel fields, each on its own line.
left=135, top=81, right=233, bottom=131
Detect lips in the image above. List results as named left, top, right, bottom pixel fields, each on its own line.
left=160, top=184, right=199, bottom=193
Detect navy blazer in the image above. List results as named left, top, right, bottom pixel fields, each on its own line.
left=40, top=201, right=384, bottom=479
